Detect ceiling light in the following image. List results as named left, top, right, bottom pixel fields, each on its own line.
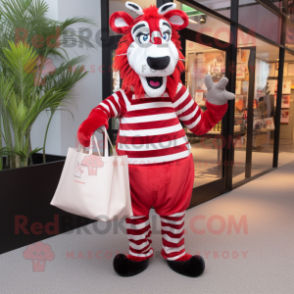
left=199, top=15, right=207, bottom=24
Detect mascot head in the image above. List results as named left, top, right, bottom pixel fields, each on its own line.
left=110, top=2, right=189, bottom=98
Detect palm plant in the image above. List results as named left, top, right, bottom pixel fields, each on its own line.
left=1, top=41, right=87, bottom=167
left=0, top=66, right=15, bottom=168
left=0, top=0, right=97, bottom=167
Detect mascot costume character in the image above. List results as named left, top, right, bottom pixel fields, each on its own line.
left=78, top=2, right=235, bottom=277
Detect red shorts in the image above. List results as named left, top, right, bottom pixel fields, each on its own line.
left=128, top=154, right=194, bottom=216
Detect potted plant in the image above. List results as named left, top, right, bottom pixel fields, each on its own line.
left=0, top=0, right=97, bottom=254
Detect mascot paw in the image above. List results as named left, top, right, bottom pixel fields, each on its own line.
left=167, top=255, right=205, bottom=277
left=113, top=254, right=149, bottom=277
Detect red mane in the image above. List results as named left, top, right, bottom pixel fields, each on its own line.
left=112, top=5, right=185, bottom=100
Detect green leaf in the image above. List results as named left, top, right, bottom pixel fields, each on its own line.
left=0, top=0, right=97, bottom=168
left=29, top=147, right=43, bottom=157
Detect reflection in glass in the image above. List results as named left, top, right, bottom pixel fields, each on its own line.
left=185, top=40, right=225, bottom=188
left=252, top=58, right=275, bottom=178
left=238, top=1, right=281, bottom=44
left=286, top=20, right=294, bottom=50
left=232, top=48, right=250, bottom=184
left=289, top=0, right=294, bottom=21
left=279, top=52, right=294, bottom=153
left=190, top=0, right=231, bottom=18
left=175, top=1, right=230, bottom=43
left=233, top=29, right=279, bottom=184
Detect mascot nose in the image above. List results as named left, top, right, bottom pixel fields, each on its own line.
left=147, top=56, right=170, bottom=70
left=152, top=37, right=162, bottom=45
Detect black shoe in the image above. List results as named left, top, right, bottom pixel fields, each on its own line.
left=113, top=254, right=149, bottom=277
left=167, top=255, right=205, bottom=277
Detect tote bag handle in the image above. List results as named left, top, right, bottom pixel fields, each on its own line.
left=78, top=130, right=117, bottom=157
left=103, top=129, right=117, bottom=157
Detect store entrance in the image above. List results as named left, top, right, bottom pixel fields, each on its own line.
left=232, top=46, right=257, bottom=184
left=180, top=29, right=232, bottom=207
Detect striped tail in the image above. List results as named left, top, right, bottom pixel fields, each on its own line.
left=161, top=212, right=186, bottom=261
left=126, top=215, right=154, bottom=261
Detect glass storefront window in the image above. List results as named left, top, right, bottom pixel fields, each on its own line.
left=253, top=57, right=276, bottom=178
left=185, top=40, right=226, bottom=188
left=279, top=51, right=294, bottom=153
left=175, top=1, right=230, bottom=43
left=238, top=0, right=281, bottom=44
left=233, top=29, right=279, bottom=185
left=192, top=0, right=231, bottom=18
left=288, top=0, right=294, bottom=21
left=232, top=46, right=250, bottom=184
left=286, top=19, right=294, bottom=50
left=108, top=0, right=156, bottom=36
left=269, top=0, right=283, bottom=9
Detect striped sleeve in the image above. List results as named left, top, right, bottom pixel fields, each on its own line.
left=96, top=91, right=126, bottom=119
left=173, top=83, right=228, bottom=136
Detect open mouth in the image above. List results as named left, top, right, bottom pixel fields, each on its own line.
left=146, top=77, right=163, bottom=89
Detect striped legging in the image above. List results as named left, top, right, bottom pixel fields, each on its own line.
left=126, top=211, right=186, bottom=261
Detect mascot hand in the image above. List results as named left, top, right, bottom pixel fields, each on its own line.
left=77, top=110, right=109, bottom=147
left=205, top=75, right=235, bottom=105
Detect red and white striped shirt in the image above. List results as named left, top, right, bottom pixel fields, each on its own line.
left=96, top=83, right=227, bottom=165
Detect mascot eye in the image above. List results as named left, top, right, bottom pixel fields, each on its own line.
left=162, top=32, right=170, bottom=42
left=138, top=34, right=150, bottom=44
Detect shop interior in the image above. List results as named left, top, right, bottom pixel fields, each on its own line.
left=177, top=2, right=294, bottom=187
left=184, top=40, right=224, bottom=188
left=109, top=0, right=294, bottom=189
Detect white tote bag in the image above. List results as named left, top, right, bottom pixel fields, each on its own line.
left=51, top=131, right=133, bottom=221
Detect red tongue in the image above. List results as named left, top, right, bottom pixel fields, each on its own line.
left=150, top=80, right=160, bottom=87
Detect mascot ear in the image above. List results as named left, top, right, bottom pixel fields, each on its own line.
left=162, top=9, right=189, bottom=31
left=110, top=11, right=133, bottom=34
